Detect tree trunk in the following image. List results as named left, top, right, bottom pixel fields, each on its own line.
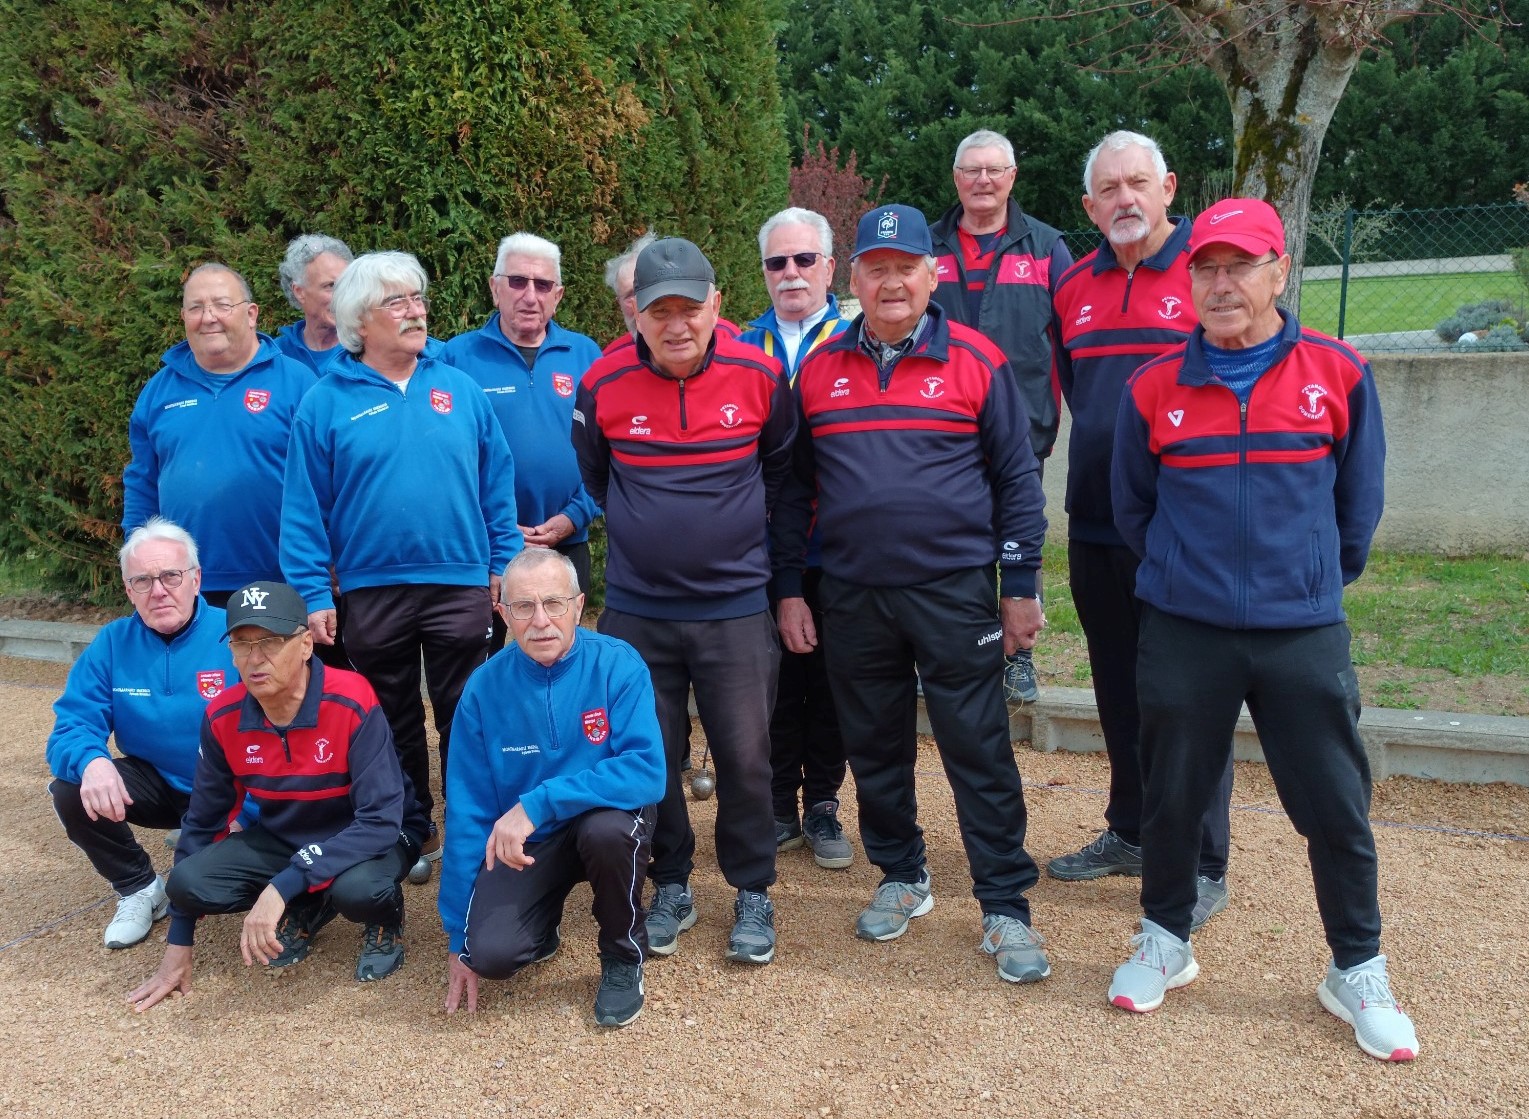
left=1167, top=1, right=1424, bottom=318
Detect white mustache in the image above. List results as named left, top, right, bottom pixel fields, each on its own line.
left=775, top=279, right=811, bottom=292
left=1113, top=206, right=1146, bottom=225
left=399, top=316, right=427, bottom=333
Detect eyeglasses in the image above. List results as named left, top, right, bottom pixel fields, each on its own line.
left=125, top=569, right=192, bottom=595
left=228, top=631, right=304, bottom=659
left=181, top=300, right=252, bottom=319
left=378, top=292, right=430, bottom=315
left=955, top=165, right=1014, bottom=181
left=1187, top=256, right=1279, bottom=283
left=763, top=252, right=823, bottom=272
left=495, top=274, right=558, bottom=294
left=498, top=594, right=579, bottom=621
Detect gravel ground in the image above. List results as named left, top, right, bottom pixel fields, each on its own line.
left=3, top=654, right=1526, bottom=1118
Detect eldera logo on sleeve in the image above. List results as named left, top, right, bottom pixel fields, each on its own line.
left=196, top=670, right=226, bottom=699
left=582, top=708, right=610, bottom=745
left=430, top=388, right=453, bottom=415
left=244, top=388, right=271, bottom=413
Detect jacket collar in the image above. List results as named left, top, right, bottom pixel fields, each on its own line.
left=1177, top=308, right=1302, bottom=386
left=238, top=657, right=325, bottom=732
left=1091, top=215, right=1192, bottom=275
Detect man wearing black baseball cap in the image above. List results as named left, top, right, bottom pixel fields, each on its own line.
left=127, top=580, right=430, bottom=1011
left=772, top=204, right=1052, bottom=985
left=573, top=237, right=797, bottom=967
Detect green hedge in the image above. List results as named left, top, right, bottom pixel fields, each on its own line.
left=0, top=0, right=786, bottom=593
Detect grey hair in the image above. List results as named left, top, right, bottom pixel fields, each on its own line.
left=953, top=130, right=1015, bottom=170
left=185, top=262, right=253, bottom=303
left=501, top=548, right=582, bottom=598
left=1082, top=131, right=1170, bottom=196
left=332, top=251, right=429, bottom=354
left=603, top=231, right=657, bottom=293
left=120, top=516, right=199, bottom=577
left=757, top=207, right=833, bottom=260
left=494, top=232, right=562, bottom=282
left=278, top=234, right=354, bottom=309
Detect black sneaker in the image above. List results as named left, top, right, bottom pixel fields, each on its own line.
left=532, top=923, right=562, bottom=964
left=270, top=895, right=338, bottom=968
left=1046, top=830, right=1144, bottom=881
left=774, top=814, right=804, bottom=850
left=593, top=957, right=645, bottom=1027
left=355, top=920, right=405, bottom=982
left=1003, top=648, right=1040, bottom=705
left=802, top=801, right=853, bottom=869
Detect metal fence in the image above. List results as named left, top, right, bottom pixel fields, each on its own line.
left=1060, top=203, right=1529, bottom=353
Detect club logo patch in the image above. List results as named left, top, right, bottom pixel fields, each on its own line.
left=244, top=389, right=271, bottom=414
left=719, top=403, right=741, bottom=428
left=920, top=377, right=945, bottom=400
left=315, top=738, right=334, bottom=764
left=552, top=373, right=574, bottom=398
left=1298, top=384, right=1329, bottom=420
left=582, top=708, right=609, bottom=745
left=1159, top=296, right=1183, bottom=320
left=430, top=388, right=453, bottom=414
left=196, top=670, right=225, bottom=699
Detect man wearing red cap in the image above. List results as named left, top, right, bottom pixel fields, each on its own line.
left=1105, top=198, right=1418, bottom=1062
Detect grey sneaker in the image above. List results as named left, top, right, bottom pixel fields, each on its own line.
left=1317, top=955, right=1419, bottom=1061
left=270, top=894, right=338, bottom=968
left=855, top=870, right=933, bottom=941
left=1108, top=918, right=1198, bottom=1012
left=104, top=875, right=169, bottom=949
left=981, top=913, right=1051, bottom=983
left=644, top=882, right=696, bottom=957
left=774, top=814, right=804, bottom=851
left=355, top=920, right=405, bottom=982
left=594, top=957, right=645, bottom=1027
left=803, top=801, right=853, bottom=869
left=726, top=889, right=776, bottom=965
left=1003, top=648, right=1040, bottom=704
left=1190, top=875, right=1230, bottom=932
left=1047, top=830, right=1144, bottom=881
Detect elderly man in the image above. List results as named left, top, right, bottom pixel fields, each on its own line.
left=126, top=581, right=429, bottom=1011
left=1048, top=132, right=1234, bottom=929
left=739, top=207, right=853, bottom=870
left=123, top=263, right=316, bottom=605
left=1107, top=199, right=1416, bottom=1062
left=281, top=250, right=522, bottom=860
left=47, top=519, right=236, bottom=949
left=275, top=234, right=354, bottom=374
left=444, top=232, right=602, bottom=610
left=574, top=237, right=795, bottom=966
left=773, top=205, right=1050, bottom=984
left=441, top=550, right=665, bottom=1027
left=601, top=232, right=743, bottom=354
left=929, top=129, right=1072, bottom=705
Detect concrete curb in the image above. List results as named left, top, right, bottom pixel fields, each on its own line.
left=5, top=617, right=1526, bottom=787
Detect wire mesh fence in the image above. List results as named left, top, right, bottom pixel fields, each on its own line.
left=1060, top=203, right=1529, bottom=354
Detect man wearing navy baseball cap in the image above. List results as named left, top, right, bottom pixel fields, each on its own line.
left=127, top=579, right=430, bottom=1010
left=772, top=203, right=1052, bottom=985
left=1106, top=198, right=1417, bottom=1061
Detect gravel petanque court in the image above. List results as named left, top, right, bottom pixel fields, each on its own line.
left=2, top=653, right=1525, bottom=1118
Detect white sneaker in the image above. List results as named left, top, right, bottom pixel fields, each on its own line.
left=1108, top=918, right=1198, bottom=1012
left=1317, top=955, right=1419, bottom=1061
left=104, top=875, right=168, bottom=949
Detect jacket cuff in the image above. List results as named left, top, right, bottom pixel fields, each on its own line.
left=269, top=867, right=306, bottom=903
left=167, top=914, right=198, bottom=947
left=998, top=566, right=1038, bottom=600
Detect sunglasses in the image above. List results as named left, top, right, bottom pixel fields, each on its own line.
left=496, top=273, right=558, bottom=294
left=763, top=252, right=823, bottom=272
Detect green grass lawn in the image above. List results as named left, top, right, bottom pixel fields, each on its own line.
left=1300, top=271, right=1527, bottom=336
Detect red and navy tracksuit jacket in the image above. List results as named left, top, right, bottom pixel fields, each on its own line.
left=572, top=333, right=796, bottom=620
left=1112, top=310, right=1386, bottom=631
left=1053, top=217, right=1196, bottom=546
left=168, top=660, right=428, bottom=943
left=772, top=304, right=1046, bottom=599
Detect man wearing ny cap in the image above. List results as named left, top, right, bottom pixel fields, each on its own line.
left=1106, top=198, right=1417, bottom=1062
left=573, top=236, right=796, bottom=967
left=772, top=204, right=1052, bottom=984
left=127, top=580, right=430, bottom=1011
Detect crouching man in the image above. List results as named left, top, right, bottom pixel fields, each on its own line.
left=442, top=549, right=665, bottom=1027
left=127, top=581, right=428, bottom=1011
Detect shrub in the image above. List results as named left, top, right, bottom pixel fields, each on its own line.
left=1436, top=299, right=1520, bottom=342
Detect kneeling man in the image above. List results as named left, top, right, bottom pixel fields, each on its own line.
left=128, top=581, right=428, bottom=1011
left=442, top=549, right=665, bottom=1027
